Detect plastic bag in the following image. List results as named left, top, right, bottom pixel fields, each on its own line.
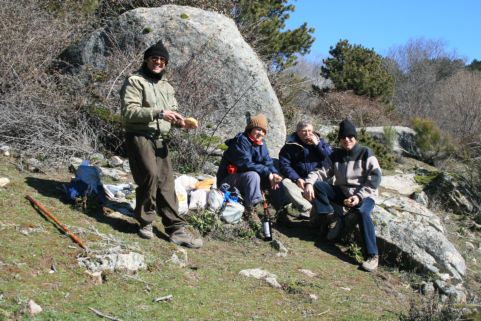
left=175, top=179, right=189, bottom=214
left=207, top=188, right=224, bottom=212
left=220, top=201, right=244, bottom=224
left=188, top=189, right=208, bottom=210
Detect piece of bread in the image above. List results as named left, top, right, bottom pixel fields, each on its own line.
left=184, top=117, right=198, bottom=128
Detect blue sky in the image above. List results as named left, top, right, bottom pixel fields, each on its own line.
left=285, top=0, right=480, bottom=63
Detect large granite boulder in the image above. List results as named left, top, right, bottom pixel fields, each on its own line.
left=373, top=192, right=466, bottom=281
left=58, top=5, right=286, bottom=155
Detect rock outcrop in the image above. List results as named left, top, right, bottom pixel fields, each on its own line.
left=373, top=192, right=466, bottom=281
left=58, top=5, right=286, bottom=155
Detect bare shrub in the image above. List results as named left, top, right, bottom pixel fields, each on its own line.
left=398, top=296, right=462, bottom=321
left=430, top=70, right=481, bottom=143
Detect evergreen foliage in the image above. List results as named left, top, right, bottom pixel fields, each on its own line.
left=321, top=39, right=394, bottom=104
left=234, top=0, right=315, bottom=70
left=467, top=59, right=481, bottom=72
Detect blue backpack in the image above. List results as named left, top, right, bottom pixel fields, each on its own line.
left=63, top=160, right=106, bottom=206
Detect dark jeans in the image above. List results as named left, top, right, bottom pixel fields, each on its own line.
left=126, top=135, right=185, bottom=232
left=313, top=181, right=378, bottom=256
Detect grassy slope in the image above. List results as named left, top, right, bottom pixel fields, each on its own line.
left=0, top=157, right=415, bottom=321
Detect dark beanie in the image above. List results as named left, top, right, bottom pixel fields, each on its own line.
left=144, top=41, right=169, bottom=62
left=338, top=119, right=357, bottom=139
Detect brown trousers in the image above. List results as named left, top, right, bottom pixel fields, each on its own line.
left=126, top=135, right=185, bottom=232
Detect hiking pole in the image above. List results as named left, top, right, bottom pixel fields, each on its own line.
left=261, top=192, right=273, bottom=241
left=25, top=195, right=87, bottom=249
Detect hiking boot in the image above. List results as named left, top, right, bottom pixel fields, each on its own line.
left=326, top=214, right=341, bottom=241
left=244, top=206, right=261, bottom=225
left=361, top=255, right=379, bottom=272
left=169, top=227, right=203, bottom=249
left=298, top=209, right=311, bottom=219
left=138, top=223, right=154, bottom=239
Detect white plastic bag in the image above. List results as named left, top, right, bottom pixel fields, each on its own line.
left=188, top=189, right=208, bottom=210
left=220, top=202, right=244, bottom=224
left=207, top=188, right=224, bottom=211
left=175, top=179, right=189, bottom=214
left=176, top=174, right=198, bottom=191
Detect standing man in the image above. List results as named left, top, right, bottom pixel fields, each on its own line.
left=120, top=40, right=202, bottom=248
left=278, top=120, right=332, bottom=220
left=304, top=119, right=382, bottom=272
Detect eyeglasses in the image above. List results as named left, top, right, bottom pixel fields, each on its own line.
left=340, top=136, right=356, bottom=140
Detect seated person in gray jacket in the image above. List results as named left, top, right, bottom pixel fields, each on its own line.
left=304, top=119, right=382, bottom=272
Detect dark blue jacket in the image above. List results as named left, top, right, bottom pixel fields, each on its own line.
left=216, top=132, right=278, bottom=184
left=278, top=133, right=332, bottom=182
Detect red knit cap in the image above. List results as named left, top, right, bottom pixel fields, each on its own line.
left=246, top=114, right=268, bottom=133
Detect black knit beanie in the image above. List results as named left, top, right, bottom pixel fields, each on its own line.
left=338, top=119, right=357, bottom=139
left=144, top=41, right=169, bottom=63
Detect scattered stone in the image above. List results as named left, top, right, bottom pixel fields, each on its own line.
left=434, top=280, right=467, bottom=303
left=154, top=294, right=173, bottom=302
left=168, top=248, right=188, bottom=268
left=340, top=287, right=351, bottom=292
left=421, top=281, right=435, bottom=296
left=0, top=145, right=10, bottom=156
left=265, top=277, right=282, bottom=289
left=78, top=248, right=145, bottom=273
left=122, top=160, right=131, bottom=173
left=0, top=178, right=10, bottom=187
left=309, top=294, right=318, bottom=302
left=28, top=299, right=42, bottom=316
left=26, top=158, right=42, bottom=172
left=271, top=240, right=288, bottom=257
left=84, top=270, right=103, bottom=285
left=98, top=167, right=127, bottom=181
left=108, top=156, right=123, bottom=168
left=239, top=268, right=281, bottom=289
left=411, top=191, right=429, bottom=206
left=465, top=242, right=475, bottom=251
left=298, top=269, right=317, bottom=278
left=89, top=153, right=105, bottom=163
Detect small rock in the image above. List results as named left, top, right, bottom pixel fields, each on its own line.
left=84, top=270, right=103, bottom=285
left=0, top=145, right=10, bottom=155
left=109, top=156, right=124, bottom=167
left=98, top=167, right=127, bottom=181
left=168, top=249, right=188, bottom=268
left=271, top=240, right=288, bottom=257
left=465, top=242, right=475, bottom=251
left=0, top=177, right=10, bottom=187
left=122, top=160, right=131, bottom=173
left=28, top=299, right=42, bottom=316
left=265, top=277, right=282, bottom=289
left=89, top=153, right=105, bottom=163
left=421, top=281, right=435, bottom=296
left=340, top=287, right=351, bottom=292
left=309, top=294, right=318, bottom=302
left=298, top=269, right=317, bottom=278
left=26, top=158, right=41, bottom=172
left=239, top=268, right=281, bottom=288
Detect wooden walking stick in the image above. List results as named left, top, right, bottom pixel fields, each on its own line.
left=25, top=195, right=87, bottom=249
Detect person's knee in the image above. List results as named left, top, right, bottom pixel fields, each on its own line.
left=313, top=181, right=330, bottom=195
left=244, top=171, right=261, bottom=184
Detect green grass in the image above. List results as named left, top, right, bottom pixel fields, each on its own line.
left=0, top=157, right=413, bottom=320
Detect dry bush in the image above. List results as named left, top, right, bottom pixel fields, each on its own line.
left=431, top=70, right=481, bottom=143
left=0, top=0, right=99, bottom=163
left=312, top=91, right=398, bottom=127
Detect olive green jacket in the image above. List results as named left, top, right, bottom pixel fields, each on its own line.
left=120, top=69, right=178, bottom=138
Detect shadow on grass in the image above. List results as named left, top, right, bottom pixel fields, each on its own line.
left=274, top=218, right=359, bottom=266
left=25, top=176, right=139, bottom=235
